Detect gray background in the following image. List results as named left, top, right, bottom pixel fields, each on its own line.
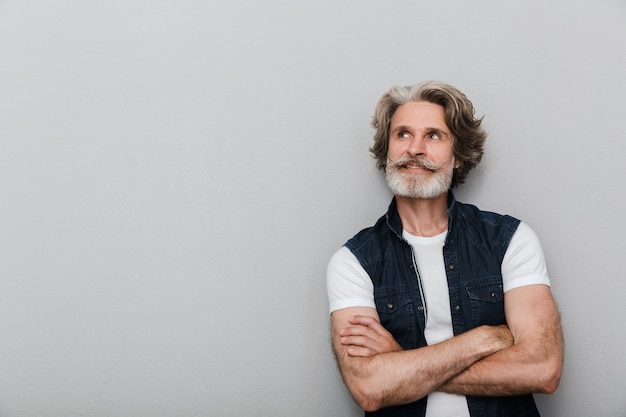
left=1, top=0, right=625, bottom=416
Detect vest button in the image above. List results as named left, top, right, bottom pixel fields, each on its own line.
left=387, top=303, right=394, bottom=309
left=455, top=305, right=461, bottom=312
left=448, top=263, right=456, bottom=269
left=417, top=305, right=424, bottom=312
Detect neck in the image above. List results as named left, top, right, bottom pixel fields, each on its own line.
left=395, top=192, right=449, bottom=237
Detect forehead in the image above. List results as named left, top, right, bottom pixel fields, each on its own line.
left=391, top=101, right=448, bottom=129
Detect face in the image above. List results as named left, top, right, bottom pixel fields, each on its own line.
left=385, top=101, right=455, bottom=199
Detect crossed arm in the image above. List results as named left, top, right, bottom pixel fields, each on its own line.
left=331, top=284, right=563, bottom=412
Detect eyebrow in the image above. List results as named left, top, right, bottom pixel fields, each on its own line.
left=390, top=125, right=410, bottom=134
left=390, top=125, right=451, bottom=137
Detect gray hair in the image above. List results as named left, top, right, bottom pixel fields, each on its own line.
left=370, top=81, right=487, bottom=188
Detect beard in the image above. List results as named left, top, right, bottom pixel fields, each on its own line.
left=385, top=156, right=454, bottom=199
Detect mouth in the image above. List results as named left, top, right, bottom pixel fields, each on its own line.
left=389, top=156, right=446, bottom=173
left=401, top=162, right=433, bottom=172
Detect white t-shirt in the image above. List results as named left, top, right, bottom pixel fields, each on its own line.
left=327, top=221, right=550, bottom=417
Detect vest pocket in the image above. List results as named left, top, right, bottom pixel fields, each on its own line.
left=374, top=287, right=415, bottom=349
left=465, top=277, right=506, bottom=326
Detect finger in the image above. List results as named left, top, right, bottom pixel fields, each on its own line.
left=349, top=315, right=389, bottom=336
left=342, top=334, right=392, bottom=355
left=341, top=335, right=360, bottom=346
left=348, top=315, right=379, bottom=326
left=341, top=334, right=375, bottom=347
left=346, top=345, right=376, bottom=357
left=340, top=331, right=375, bottom=343
left=340, top=324, right=378, bottom=337
left=344, top=316, right=404, bottom=353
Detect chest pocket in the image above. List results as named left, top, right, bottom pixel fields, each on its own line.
left=374, top=286, right=416, bottom=349
left=465, top=277, right=506, bottom=326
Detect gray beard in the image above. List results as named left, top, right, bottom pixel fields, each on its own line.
left=385, top=157, right=454, bottom=199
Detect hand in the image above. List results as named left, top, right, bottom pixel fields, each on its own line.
left=484, top=324, right=514, bottom=352
left=339, top=315, right=403, bottom=357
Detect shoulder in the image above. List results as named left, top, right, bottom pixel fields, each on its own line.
left=344, top=214, right=391, bottom=267
left=327, top=248, right=376, bottom=313
left=453, top=200, right=521, bottom=244
left=454, top=200, right=520, bottom=227
left=503, top=221, right=550, bottom=289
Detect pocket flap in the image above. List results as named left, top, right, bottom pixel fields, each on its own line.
left=374, top=287, right=413, bottom=313
left=466, top=278, right=504, bottom=304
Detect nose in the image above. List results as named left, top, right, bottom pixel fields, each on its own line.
left=406, top=136, right=426, bottom=156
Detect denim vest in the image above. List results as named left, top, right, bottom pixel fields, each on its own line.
left=345, top=194, right=540, bottom=417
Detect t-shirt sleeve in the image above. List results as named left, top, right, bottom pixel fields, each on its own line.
left=502, top=221, right=551, bottom=292
left=326, top=246, right=375, bottom=314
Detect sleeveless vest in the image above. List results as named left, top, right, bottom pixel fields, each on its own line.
left=345, top=194, right=540, bottom=417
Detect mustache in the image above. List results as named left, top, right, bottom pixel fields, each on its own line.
left=387, top=156, right=449, bottom=171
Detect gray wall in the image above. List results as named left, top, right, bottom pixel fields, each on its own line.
left=1, top=0, right=625, bottom=416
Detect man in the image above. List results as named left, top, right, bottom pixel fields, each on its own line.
left=327, top=81, right=563, bottom=417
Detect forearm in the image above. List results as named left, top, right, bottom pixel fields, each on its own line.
left=440, top=286, right=564, bottom=397
left=336, top=325, right=509, bottom=411
left=438, top=342, right=562, bottom=396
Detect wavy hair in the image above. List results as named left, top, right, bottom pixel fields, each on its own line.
left=370, top=81, right=487, bottom=188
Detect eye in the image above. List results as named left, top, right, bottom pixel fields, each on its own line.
left=428, top=132, right=441, bottom=140
left=398, top=131, right=411, bottom=139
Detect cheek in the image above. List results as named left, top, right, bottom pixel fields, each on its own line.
left=387, top=142, right=404, bottom=158
left=434, top=145, right=454, bottom=163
